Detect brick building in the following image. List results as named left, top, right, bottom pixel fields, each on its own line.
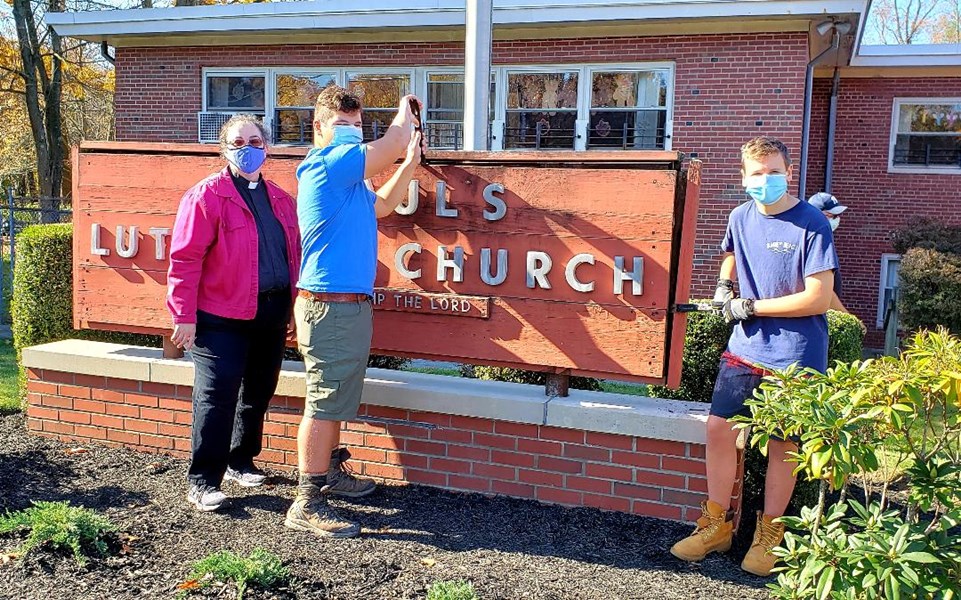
left=30, top=2, right=960, bottom=519
left=48, top=1, right=961, bottom=348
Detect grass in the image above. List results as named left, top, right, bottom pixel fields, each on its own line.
left=599, top=381, right=649, bottom=396
left=0, top=339, right=18, bottom=413
left=179, top=548, right=289, bottom=600
left=427, top=580, right=478, bottom=600
left=0, top=501, right=117, bottom=565
left=406, top=366, right=462, bottom=377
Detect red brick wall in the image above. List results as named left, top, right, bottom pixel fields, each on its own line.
left=114, top=33, right=809, bottom=299
left=806, top=76, right=961, bottom=348
left=25, top=367, right=715, bottom=521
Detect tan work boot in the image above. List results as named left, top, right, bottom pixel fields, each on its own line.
left=670, top=500, right=734, bottom=561
left=284, top=477, right=360, bottom=538
left=327, top=447, right=377, bottom=498
left=741, top=511, right=785, bottom=576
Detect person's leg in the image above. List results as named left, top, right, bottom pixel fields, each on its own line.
left=672, top=356, right=760, bottom=561
left=298, top=418, right=341, bottom=473
left=228, top=291, right=289, bottom=478
left=763, top=439, right=799, bottom=517
left=741, top=437, right=795, bottom=576
left=706, top=415, right=740, bottom=509
left=187, top=312, right=248, bottom=507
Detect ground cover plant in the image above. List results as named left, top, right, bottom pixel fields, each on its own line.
left=738, top=328, right=961, bottom=599
left=179, top=548, right=289, bottom=600
left=426, top=580, right=478, bottom=600
left=0, top=500, right=116, bottom=566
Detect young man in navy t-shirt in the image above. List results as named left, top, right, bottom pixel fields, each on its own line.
left=670, top=137, right=838, bottom=576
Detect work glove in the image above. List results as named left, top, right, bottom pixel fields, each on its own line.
left=713, top=278, right=735, bottom=308
left=721, top=298, right=756, bottom=324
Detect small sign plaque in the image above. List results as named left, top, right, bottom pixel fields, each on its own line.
left=373, top=288, right=490, bottom=319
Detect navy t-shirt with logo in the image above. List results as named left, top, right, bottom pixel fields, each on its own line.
left=722, top=199, right=839, bottom=373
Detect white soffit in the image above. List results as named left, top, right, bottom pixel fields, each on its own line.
left=852, top=43, right=961, bottom=67
left=45, top=0, right=868, bottom=45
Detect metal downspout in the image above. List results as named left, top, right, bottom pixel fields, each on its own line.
left=100, top=41, right=115, bottom=65
left=798, top=30, right=839, bottom=202
left=824, top=66, right=841, bottom=193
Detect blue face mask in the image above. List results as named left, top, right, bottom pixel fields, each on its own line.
left=227, top=145, right=267, bottom=175
left=745, top=173, right=788, bottom=206
left=330, top=125, right=363, bottom=146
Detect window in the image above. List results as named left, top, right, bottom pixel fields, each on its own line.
left=426, top=73, right=465, bottom=150
left=504, top=71, right=579, bottom=150
left=890, top=99, right=961, bottom=172
left=274, top=72, right=336, bottom=145
left=877, top=254, right=901, bottom=328
left=205, top=74, right=266, bottom=111
left=588, top=70, right=670, bottom=150
left=347, top=72, right=411, bottom=141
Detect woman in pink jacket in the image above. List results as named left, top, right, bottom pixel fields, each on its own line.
left=166, top=115, right=301, bottom=512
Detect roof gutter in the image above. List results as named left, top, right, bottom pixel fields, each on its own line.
left=798, top=27, right=840, bottom=202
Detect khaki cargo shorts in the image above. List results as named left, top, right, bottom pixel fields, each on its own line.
left=294, top=295, right=373, bottom=421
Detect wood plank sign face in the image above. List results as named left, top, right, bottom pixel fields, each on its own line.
left=73, top=142, right=701, bottom=384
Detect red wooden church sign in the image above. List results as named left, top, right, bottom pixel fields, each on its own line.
left=73, top=142, right=701, bottom=386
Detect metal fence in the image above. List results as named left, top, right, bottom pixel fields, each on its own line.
left=0, top=188, right=71, bottom=323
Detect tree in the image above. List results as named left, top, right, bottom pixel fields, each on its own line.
left=869, top=0, right=947, bottom=44
left=931, top=0, right=961, bottom=42
left=11, top=0, right=65, bottom=220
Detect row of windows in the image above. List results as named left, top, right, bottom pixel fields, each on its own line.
left=201, top=65, right=673, bottom=151
left=201, top=67, right=960, bottom=171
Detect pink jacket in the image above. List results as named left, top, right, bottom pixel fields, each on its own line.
left=166, top=167, right=301, bottom=325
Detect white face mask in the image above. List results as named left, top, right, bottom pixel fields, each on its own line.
left=829, top=217, right=840, bottom=232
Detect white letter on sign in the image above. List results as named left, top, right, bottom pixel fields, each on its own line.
left=526, top=251, right=553, bottom=289
left=395, top=242, right=422, bottom=279
left=614, top=256, right=644, bottom=295
left=480, top=248, right=508, bottom=285
left=115, top=225, right=139, bottom=259
left=148, top=227, right=171, bottom=260
left=435, top=181, right=458, bottom=218
left=396, top=180, right=420, bottom=215
left=437, top=245, right=465, bottom=282
left=90, top=223, right=109, bottom=256
left=482, top=183, right=507, bottom=221
left=565, top=253, right=595, bottom=293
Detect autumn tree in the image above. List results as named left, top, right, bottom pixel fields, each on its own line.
left=931, top=0, right=961, bottom=42
left=869, top=0, right=947, bottom=43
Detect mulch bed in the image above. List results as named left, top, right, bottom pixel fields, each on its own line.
left=0, top=413, right=770, bottom=599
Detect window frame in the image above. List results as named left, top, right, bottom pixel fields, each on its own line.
left=876, top=253, right=902, bottom=328
left=200, top=63, right=675, bottom=150
left=888, top=97, right=961, bottom=175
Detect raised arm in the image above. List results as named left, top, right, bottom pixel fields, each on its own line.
left=364, top=95, right=420, bottom=179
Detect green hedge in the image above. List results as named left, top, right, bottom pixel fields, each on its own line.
left=467, top=365, right=602, bottom=391
left=12, top=224, right=160, bottom=398
left=898, top=247, right=961, bottom=335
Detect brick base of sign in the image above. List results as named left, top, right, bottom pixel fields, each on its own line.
left=24, top=367, right=724, bottom=523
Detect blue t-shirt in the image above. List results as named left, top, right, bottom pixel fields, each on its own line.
left=722, top=199, right=839, bottom=372
left=296, top=142, right=377, bottom=295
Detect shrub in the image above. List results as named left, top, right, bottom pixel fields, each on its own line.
left=737, top=329, right=961, bottom=599
left=471, top=365, right=601, bottom=392
left=898, top=247, right=961, bottom=335
left=427, top=580, right=478, bottom=600
left=367, top=354, right=412, bottom=370
left=179, top=548, right=288, bottom=600
left=11, top=224, right=160, bottom=364
left=891, top=217, right=961, bottom=255
left=0, top=501, right=116, bottom=566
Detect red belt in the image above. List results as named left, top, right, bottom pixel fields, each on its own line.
left=298, top=289, right=370, bottom=303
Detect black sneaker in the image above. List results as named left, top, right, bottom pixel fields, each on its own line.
left=186, top=484, right=227, bottom=512
left=224, top=466, right=268, bottom=488
left=284, top=492, right=360, bottom=538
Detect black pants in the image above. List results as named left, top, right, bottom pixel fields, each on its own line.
left=188, top=289, right=291, bottom=488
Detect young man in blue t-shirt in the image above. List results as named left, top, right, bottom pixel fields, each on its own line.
left=670, top=137, right=838, bottom=576
left=285, top=85, right=423, bottom=538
